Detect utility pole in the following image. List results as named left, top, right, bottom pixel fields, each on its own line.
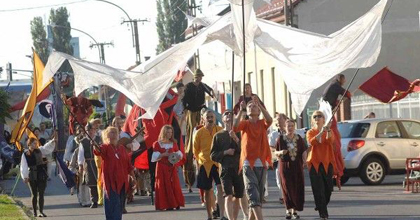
left=122, top=19, right=149, bottom=65
left=6, top=63, right=12, bottom=81
left=90, top=42, right=114, bottom=124
left=188, top=0, right=201, bottom=69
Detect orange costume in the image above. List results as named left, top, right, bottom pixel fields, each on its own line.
left=306, top=127, right=337, bottom=219
left=306, top=128, right=337, bottom=174
left=236, top=119, right=273, bottom=170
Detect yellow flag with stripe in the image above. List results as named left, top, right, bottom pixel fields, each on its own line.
left=10, top=49, right=45, bottom=151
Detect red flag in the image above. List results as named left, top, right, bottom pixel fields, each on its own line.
left=115, top=93, right=127, bottom=117
left=359, top=67, right=419, bottom=103
left=9, top=87, right=51, bottom=112
left=389, top=79, right=420, bottom=102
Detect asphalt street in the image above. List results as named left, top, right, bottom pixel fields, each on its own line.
left=1, top=164, right=420, bottom=220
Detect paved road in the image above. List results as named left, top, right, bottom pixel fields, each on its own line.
left=1, top=164, right=420, bottom=220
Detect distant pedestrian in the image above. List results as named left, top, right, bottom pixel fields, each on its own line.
left=233, top=83, right=265, bottom=115
left=77, top=123, right=99, bottom=208
left=364, top=112, right=376, bottom=119
left=268, top=112, right=288, bottom=204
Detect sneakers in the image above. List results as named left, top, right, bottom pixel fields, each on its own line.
left=38, top=212, right=47, bottom=217
left=292, top=212, right=300, bottom=219
left=212, top=210, right=219, bottom=219
left=212, top=204, right=220, bottom=219
left=285, top=212, right=292, bottom=219
left=90, top=203, right=98, bottom=208
left=220, top=217, right=229, bottom=220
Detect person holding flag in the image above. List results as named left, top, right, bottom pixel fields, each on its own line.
left=20, top=133, right=57, bottom=217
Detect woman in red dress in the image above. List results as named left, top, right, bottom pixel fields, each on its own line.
left=151, top=125, right=185, bottom=210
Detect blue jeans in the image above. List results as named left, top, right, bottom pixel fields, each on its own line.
left=104, top=187, right=125, bottom=220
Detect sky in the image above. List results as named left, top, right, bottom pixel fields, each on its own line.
left=0, top=0, right=159, bottom=80
left=0, top=0, right=230, bottom=81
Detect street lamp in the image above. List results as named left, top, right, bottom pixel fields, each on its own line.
left=49, top=24, right=102, bottom=63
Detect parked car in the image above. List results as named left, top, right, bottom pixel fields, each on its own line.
left=338, top=118, right=420, bottom=185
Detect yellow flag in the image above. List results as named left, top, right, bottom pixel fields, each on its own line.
left=10, top=50, right=43, bottom=151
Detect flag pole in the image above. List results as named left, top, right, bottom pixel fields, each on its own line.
left=231, top=51, right=235, bottom=110
left=242, top=0, right=246, bottom=98
left=53, top=78, right=101, bottom=153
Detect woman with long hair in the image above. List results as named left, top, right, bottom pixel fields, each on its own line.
left=151, top=125, right=185, bottom=210
left=94, top=126, right=134, bottom=220
left=306, top=111, right=337, bottom=220
left=20, top=135, right=56, bottom=217
left=275, top=119, right=307, bottom=219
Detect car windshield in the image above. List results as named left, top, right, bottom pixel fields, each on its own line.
left=338, top=122, right=370, bottom=138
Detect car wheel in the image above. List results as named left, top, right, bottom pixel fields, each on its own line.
left=360, top=158, right=385, bottom=185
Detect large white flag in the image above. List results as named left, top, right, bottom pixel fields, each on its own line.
left=42, top=0, right=387, bottom=119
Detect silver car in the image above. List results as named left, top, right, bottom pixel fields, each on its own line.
left=338, top=118, right=420, bottom=185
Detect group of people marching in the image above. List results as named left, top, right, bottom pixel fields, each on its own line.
left=19, top=69, right=350, bottom=220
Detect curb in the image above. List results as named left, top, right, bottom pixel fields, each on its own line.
left=9, top=196, right=32, bottom=220
left=0, top=186, right=33, bottom=220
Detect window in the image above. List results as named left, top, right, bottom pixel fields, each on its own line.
left=338, top=123, right=371, bottom=138
left=271, top=67, right=276, bottom=114
left=375, top=121, right=402, bottom=138
left=259, top=69, right=264, bottom=101
left=401, top=121, right=420, bottom=139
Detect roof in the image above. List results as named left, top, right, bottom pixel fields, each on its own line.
left=255, top=0, right=301, bottom=22
left=339, top=118, right=420, bottom=124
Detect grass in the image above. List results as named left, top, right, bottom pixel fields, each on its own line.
left=0, top=195, right=27, bottom=220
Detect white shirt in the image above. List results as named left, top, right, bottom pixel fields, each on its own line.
left=120, top=131, right=141, bottom=152
left=151, top=142, right=183, bottom=162
left=63, top=135, right=75, bottom=162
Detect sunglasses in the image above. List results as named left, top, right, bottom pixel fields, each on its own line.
left=223, top=112, right=233, bottom=116
left=313, top=115, right=324, bottom=119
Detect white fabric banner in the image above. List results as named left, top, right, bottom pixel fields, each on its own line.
left=42, top=0, right=387, bottom=119
left=42, top=15, right=231, bottom=119
left=254, top=0, right=386, bottom=114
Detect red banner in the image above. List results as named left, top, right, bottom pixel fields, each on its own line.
left=359, top=67, right=419, bottom=103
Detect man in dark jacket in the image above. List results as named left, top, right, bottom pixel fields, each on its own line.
left=321, top=73, right=351, bottom=187
left=182, top=69, right=214, bottom=192
left=211, top=110, right=246, bottom=220
left=322, top=74, right=351, bottom=110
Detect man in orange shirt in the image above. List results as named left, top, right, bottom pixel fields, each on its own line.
left=234, top=98, right=273, bottom=220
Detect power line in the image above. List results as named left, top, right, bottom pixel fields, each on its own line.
left=0, top=0, right=88, bottom=13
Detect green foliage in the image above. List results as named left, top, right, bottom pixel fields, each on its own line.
left=30, top=17, right=49, bottom=64
left=156, top=0, right=188, bottom=54
left=48, top=7, right=73, bottom=73
left=49, top=7, right=73, bottom=55
left=0, top=89, right=12, bottom=124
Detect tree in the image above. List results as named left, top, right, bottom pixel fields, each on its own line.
left=0, top=89, right=12, bottom=124
left=30, top=17, right=49, bottom=64
left=156, top=0, right=188, bottom=54
left=49, top=7, right=73, bottom=55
